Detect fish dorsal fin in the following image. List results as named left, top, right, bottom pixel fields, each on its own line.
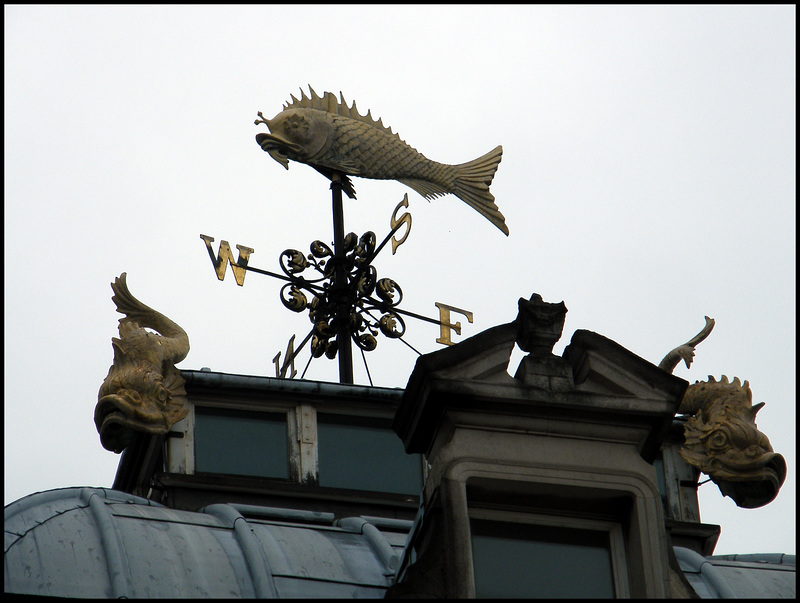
left=283, top=86, right=404, bottom=142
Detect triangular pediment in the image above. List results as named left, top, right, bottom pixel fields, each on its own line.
left=407, top=322, right=685, bottom=403
left=409, top=321, right=519, bottom=385
left=394, top=299, right=688, bottom=462
left=563, top=330, right=688, bottom=403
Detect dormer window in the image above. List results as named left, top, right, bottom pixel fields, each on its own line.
left=185, top=405, right=424, bottom=496
left=391, top=296, right=689, bottom=597
left=469, top=510, right=628, bottom=598
left=163, top=373, right=423, bottom=506
left=465, top=478, right=632, bottom=598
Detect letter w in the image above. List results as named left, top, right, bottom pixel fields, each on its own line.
left=200, top=234, right=254, bottom=286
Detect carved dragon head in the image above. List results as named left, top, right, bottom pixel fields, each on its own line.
left=679, top=375, right=786, bottom=508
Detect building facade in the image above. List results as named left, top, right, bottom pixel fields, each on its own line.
left=4, top=294, right=794, bottom=597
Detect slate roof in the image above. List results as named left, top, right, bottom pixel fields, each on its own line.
left=675, top=546, right=796, bottom=599
left=5, top=487, right=795, bottom=598
left=4, top=487, right=411, bottom=598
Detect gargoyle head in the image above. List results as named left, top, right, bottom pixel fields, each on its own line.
left=679, top=376, right=786, bottom=508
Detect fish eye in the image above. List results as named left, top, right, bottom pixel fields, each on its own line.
left=744, top=445, right=762, bottom=458
left=708, top=430, right=728, bottom=450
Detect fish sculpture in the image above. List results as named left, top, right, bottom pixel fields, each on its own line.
left=94, top=273, right=190, bottom=453
left=678, top=376, right=786, bottom=508
left=659, top=318, right=786, bottom=508
left=255, top=86, right=508, bottom=235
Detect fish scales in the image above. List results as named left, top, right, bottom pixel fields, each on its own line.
left=329, top=114, right=455, bottom=184
left=255, top=87, right=508, bottom=235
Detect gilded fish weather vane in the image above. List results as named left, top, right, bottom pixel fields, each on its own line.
left=201, top=87, right=496, bottom=384
left=254, top=86, right=508, bottom=235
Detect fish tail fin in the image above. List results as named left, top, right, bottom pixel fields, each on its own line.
left=452, top=145, right=508, bottom=235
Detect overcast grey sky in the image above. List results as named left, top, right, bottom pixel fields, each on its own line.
left=4, top=5, right=795, bottom=555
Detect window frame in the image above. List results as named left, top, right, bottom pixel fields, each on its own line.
left=167, top=400, right=300, bottom=479
left=192, top=405, right=293, bottom=480
left=167, top=399, right=424, bottom=496
left=315, top=411, right=425, bottom=495
left=468, top=507, right=630, bottom=598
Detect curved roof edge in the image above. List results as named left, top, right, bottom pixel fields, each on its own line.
left=5, top=487, right=412, bottom=599
left=5, top=488, right=794, bottom=599
left=675, top=546, right=796, bottom=598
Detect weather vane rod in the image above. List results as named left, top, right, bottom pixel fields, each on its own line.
left=329, top=173, right=354, bottom=384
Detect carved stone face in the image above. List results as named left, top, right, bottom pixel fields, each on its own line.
left=515, top=294, right=567, bottom=356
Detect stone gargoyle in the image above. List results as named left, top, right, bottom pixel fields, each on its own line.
left=94, top=273, right=190, bottom=453
left=660, top=318, right=786, bottom=508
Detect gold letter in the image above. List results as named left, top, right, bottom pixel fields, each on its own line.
left=200, top=234, right=254, bottom=286
left=273, top=335, right=298, bottom=379
left=390, top=194, right=412, bottom=254
left=435, top=302, right=474, bottom=346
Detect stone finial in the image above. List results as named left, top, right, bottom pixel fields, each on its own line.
left=515, top=294, right=567, bottom=356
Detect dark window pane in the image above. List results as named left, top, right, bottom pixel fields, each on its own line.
left=317, top=414, right=422, bottom=495
left=195, top=407, right=289, bottom=479
left=471, top=519, right=615, bottom=598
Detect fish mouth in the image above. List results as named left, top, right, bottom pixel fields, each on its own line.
left=255, top=133, right=304, bottom=168
left=95, top=393, right=170, bottom=453
left=709, top=453, right=787, bottom=508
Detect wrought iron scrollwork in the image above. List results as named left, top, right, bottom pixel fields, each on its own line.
left=277, top=231, right=407, bottom=359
